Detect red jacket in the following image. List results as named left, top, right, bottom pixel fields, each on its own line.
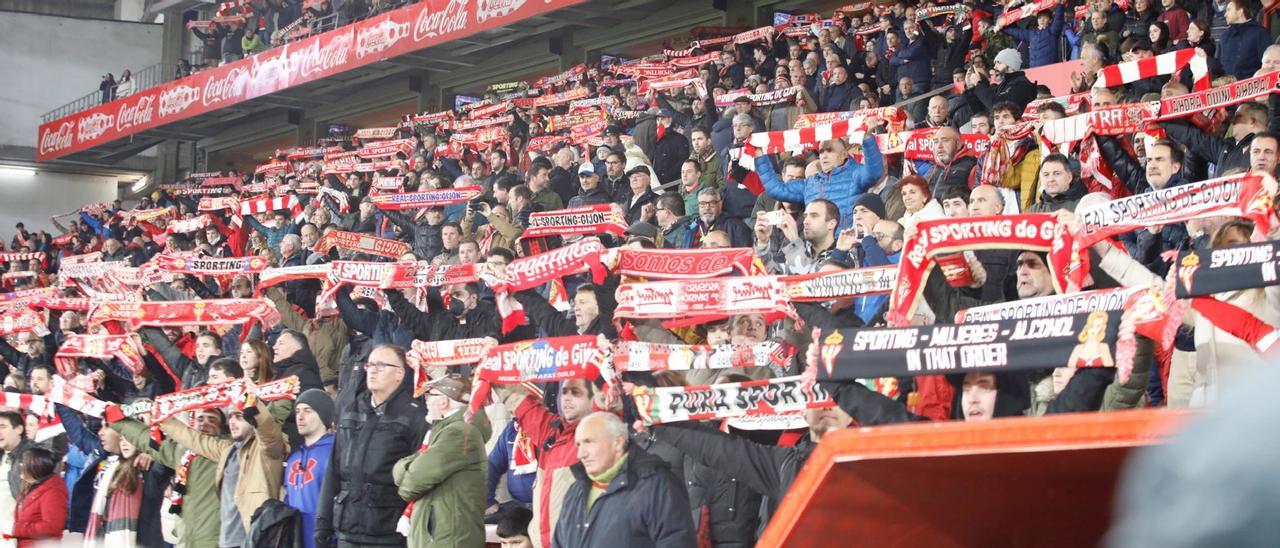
left=12, top=478, right=67, bottom=548
left=512, top=396, right=579, bottom=548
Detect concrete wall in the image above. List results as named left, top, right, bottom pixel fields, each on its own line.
left=0, top=169, right=119, bottom=236
left=0, top=10, right=163, bottom=148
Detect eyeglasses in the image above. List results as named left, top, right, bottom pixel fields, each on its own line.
left=697, top=200, right=721, bottom=207
left=363, top=361, right=399, bottom=372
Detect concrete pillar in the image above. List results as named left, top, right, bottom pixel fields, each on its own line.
left=555, top=28, right=584, bottom=71
left=722, top=0, right=758, bottom=28
left=152, top=8, right=187, bottom=184
left=115, top=0, right=145, bottom=21
left=410, top=72, right=439, bottom=113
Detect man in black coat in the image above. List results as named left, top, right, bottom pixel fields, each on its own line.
left=965, top=48, right=1037, bottom=112
left=925, top=127, right=979, bottom=197
left=383, top=206, right=445, bottom=261
left=316, top=344, right=428, bottom=548
left=270, top=329, right=326, bottom=392
left=650, top=109, right=692, bottom=187
left=1160, top=101, right=1268, bottom=178
left=553, top=412, right=695, bottom=548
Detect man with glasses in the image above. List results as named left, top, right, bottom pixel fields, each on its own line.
left=316, top=344, right=428, bottom=548
left=393, top=374, right=491, bottom=548
left=601, top=152, right=628, bottom=202
left=680, top=188, right=752, bottom=248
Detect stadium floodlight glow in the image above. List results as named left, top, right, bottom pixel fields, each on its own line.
left=0, top=166, right=36, bottom=176
left=131, top=175, right=151, bottom=192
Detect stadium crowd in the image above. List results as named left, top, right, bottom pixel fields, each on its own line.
left=5, top=0, right=1280, bottom=546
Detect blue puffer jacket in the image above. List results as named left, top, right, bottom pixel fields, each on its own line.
left=1219, top=21, right=1271, bottom=79
left=1002, top=5, right=1065, bottom=68
left=754, top=133, right=885, bottom=232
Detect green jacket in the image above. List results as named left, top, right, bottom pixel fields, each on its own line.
left=115, top=419, right=221, bottom=548
left=392, top=408, right=492, bottom=548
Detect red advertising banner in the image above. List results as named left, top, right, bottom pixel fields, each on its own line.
left=37, top=0, right=590, bottom=161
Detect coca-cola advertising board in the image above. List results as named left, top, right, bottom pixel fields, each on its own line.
left=37, top=0, right=586, bottom=161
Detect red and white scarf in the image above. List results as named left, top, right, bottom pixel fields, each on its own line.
left=611, top=340, right=796, bottom=373
left=614, top=277, right=795, bottom=320
left=997, top=0, right=1060, bottom=27
left=153, top=254, right=270, bottom=275
left=54, top=333, right=146, bottom=377
left=240, top=194, right=303, bottom=219
left=781, top=265, right=898, bottom=300
left=521, top=204, right=628, bottom=240
left=369, top=186, right=483, bottom=210
left=313, top=230, right=411, bottom=259
left=714, top=86, right=801, bottom=108
left=737, top=119, right=865, bottom=170
left=86, top=298, right=281, bottom=330
left=1095, top=47, right=1210, bottom=91
left=610, top=247, right=756, bottom=280
left=149, top=376, right=301, bottom=424
left=1157, top=70, right=1280, bottom=121
left=890, top=214, right=1073, bottom=326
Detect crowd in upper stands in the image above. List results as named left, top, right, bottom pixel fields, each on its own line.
left=7, top=0, right=1280, bottom=546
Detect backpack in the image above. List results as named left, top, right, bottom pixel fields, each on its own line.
left=249, top=499, right=303, bottom=548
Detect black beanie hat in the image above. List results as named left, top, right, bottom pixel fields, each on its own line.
left=854, top=193, right=886, bottom=220
left=297, top=389, right=336, bottom=428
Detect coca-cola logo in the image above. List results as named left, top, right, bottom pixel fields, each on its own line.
left=357, top=19, right=410, bottom=58
left=116, top=96, right=155, bottom=132
left=293, top=29, right=354, bottom=78
left=202, top=66, right=247, bottom=107
left=477, top=0, right=525, bottom=22
left=159, top=85, right=200, bottom=117
left=76, top=113, right=115, bottom=142
left=246, top=48, right=292, bottom=98
left=413, top=0, right=469, bottom=42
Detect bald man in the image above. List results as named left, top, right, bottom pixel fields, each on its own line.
left=553, top=413, right=694, bottom=547
left=924, top=127, right=979, bottom=198
left=701, top=230, right=732, bottom=248
left=968, top=184, right=1006, bottom=216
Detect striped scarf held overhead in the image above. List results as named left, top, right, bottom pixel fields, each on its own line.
left=736, top=119, right=866, bottom=171
left=1094, top=47, right=1210, bottom=91
left=978, top=122, right=1040, bottom=188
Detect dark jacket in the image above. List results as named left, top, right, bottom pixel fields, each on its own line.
left=552, top=446, right=696, bottom=548
left=650, top=129, right=692, bottom=187
left=317, top=372, right=429, bottom=545
left=249, top=499, right=304, bottom=548
left=549, top=166, right=579, bottom=207
left=567, top=186, right=614, bottom=208
left=680, top=213, right=753, bottom=249
left=1003, top=6, right=1065, bottom=68
left=383, top=210, right=443, bottom=261
left=647, top=423, right=816, bottom=532
left=1218, top=20, right=1270, bottom=79
left=273, top=348, right=325, bottom=393
left=818, top=80, right=858, bottom=113
left=926, top=153, right=979, bottom=198
left=967, top=70, right=1037, bottom=112
left=1028, top=177, right=1089, bottom=213
left=335, top=287, right=414, bottom=348
left=139, top=327, right=210, bottom=389
left=1159, top=122, right=1254, bottom=177
left=623, top=190, right=660, bottom=225
left=890, top=35, right=932, bottom=86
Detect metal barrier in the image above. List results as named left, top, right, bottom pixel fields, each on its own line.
left=40, top=3, right=411, bottom=124
left=41, top=52, right=205, bottom=123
